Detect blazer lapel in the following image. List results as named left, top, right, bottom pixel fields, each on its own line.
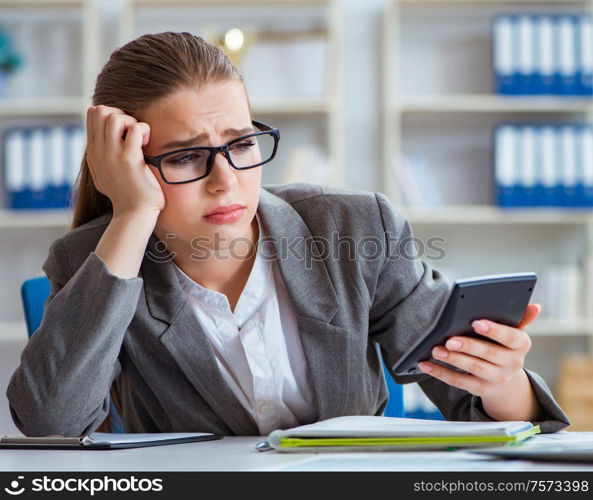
left=141, top=234, right=259, bottom=435
left=257, top=188, right=351, bottom=421
left=140, top=187, right=351, bottom=433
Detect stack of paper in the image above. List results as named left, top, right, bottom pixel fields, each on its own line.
left=266, top=416, right=540, bottom=452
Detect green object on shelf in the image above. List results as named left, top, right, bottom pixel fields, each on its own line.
left=0, top=26, right=23, bottom=75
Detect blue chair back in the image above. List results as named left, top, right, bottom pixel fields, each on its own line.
left=382, top=360, right=405, bottom=418
left=21, top=277, right=50, bottom=337
left=20, top=276, right=124, bottom=432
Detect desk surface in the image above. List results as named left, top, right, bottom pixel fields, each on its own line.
left=2, top=436, right=593, bottom=471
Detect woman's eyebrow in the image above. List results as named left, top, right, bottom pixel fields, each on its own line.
left=161, top=126, right=254, bottom=149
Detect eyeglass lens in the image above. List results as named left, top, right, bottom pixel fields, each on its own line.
left=160, top=132, right=275, bottom=183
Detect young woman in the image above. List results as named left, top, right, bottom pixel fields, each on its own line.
left=7, top=32, right=568, bottom=437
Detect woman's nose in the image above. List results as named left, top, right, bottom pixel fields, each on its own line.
left=205, top=151, right=238, bottom=193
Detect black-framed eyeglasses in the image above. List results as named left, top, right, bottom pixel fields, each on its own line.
left=143, top=120, right=280, bottom=184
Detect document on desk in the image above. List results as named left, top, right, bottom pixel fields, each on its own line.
left=530, top=431, right=593, bottom=444
left=272, top=452, right=536, bottom=472
left=264, top=416, right=540, bottom=452
left=0, top=432, right=221, bottom=450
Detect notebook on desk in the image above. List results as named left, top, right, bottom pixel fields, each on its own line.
left=472, top=432, right=593, bottom=463
left=0, top=432, right=221, bottom=450
left=263, top=416, right=540, bottom=453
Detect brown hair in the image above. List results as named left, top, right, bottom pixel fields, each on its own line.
left=71, top=31, right=247, bottom=432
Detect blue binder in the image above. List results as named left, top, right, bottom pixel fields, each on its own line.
left=578, top=16, right=593, bottom=95
left=560, top=125, right=578, bottom=206
left=494, top=124, right=518, bottom=206
left=536, top=15, right=556, bottom=95
left=541, top=126, right=560, bottom=206
left=494, top=13, right=593, bottom=97
left=3, top=125, right=82, bottom=210
left=493, top=15, right=517, bottom=94
left=493, top=122, right=593, bottom=208
left=557, top=16, right=579, bottom=95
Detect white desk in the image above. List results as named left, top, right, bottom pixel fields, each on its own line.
left=1, top=436, right=593, bottom=471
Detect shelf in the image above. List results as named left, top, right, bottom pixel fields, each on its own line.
left=0, top=97, right=86, bottom=118
left=0, top=0, right=86, bottom=6
left=0, top=321, right=28, bottom=342
left=251, top=98, right=330, bottom=115
left=0, top=97, right=326, bottom=119
left=529, top=319, right=593, bottom=337
left=395, top=95, right=593, bottom=114
left=401, top=206, right=593, bottom=225
left=398, top=0, right=591, bottom=4
left=0, top=210, right=72, bottom=229
left=130, top=0, right=331, bottom=5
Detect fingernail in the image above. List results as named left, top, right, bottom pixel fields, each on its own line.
left=472, top=320, right=489, bottom=333
left=433, top=347, right=448, bottom=358
left=418, top=362, right=433, bottom=372
left=446, top=339, right=461, bottom=349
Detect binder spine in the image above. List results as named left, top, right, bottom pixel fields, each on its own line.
left=560, top=125, right=578, bottom=206
left=540, top=15, right=555, bottom=95
left=579, top=16, right=593, bottom=95
left=520, top=126, right=537, bottom=206
left=2, top=124, right=83, bottom=210
left=518, top=15, right=535, bottom=95
left=493, top=15, right=516, bottom=94
left=559, top=15, right=578, bottom=96
left=494, top=124, right=517, bottom=207
left=583, top=126, right=593, bottom=206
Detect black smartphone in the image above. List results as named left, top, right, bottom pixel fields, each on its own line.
left=392, top=272, right=537, bottom=376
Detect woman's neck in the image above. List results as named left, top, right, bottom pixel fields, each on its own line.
left=157, top=217, right=260, bottom=311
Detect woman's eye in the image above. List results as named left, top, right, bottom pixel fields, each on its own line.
left=230, top=140, right=255, bottom=152
left=170, top=152, right=202, bottom=165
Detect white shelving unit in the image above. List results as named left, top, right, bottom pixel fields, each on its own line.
left=397, top=95, right=593, bottom=114
left=0, top=0, right=99, bottom=226
left=383, top=0, right=593, bottom=357
left=118, top=0, right=343, bottom=187
left=0, top=209, right=72, bottom=229
left=402, top=205, right=593, bottom=225
left=0, top=0, right=99, bottom=112
left=0, top=0, right=100, bottom=337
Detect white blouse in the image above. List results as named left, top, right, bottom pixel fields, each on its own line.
left=172, top=214, right=317, bottom=435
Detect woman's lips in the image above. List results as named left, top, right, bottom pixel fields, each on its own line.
left=202, top=206, right=246, bottom=225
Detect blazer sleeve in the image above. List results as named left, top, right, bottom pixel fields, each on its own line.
left=5, top=236, right=144, bottom=437
left=368, top=192, right=570, bottom=433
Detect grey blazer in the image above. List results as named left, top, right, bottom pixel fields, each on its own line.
left=6, top=184, right=569, bottom=437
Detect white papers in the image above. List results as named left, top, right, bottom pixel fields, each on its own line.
left=86, top=432, right=212, bottom=445
left=269, top=415, right=532, bottom=439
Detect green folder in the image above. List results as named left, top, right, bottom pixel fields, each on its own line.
left=266, top=416, right=541, bottom=453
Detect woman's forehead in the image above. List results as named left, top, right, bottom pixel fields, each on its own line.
left=144, top=81, right=248, bottom=118
left=141, top=81, right=251, bottom=151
